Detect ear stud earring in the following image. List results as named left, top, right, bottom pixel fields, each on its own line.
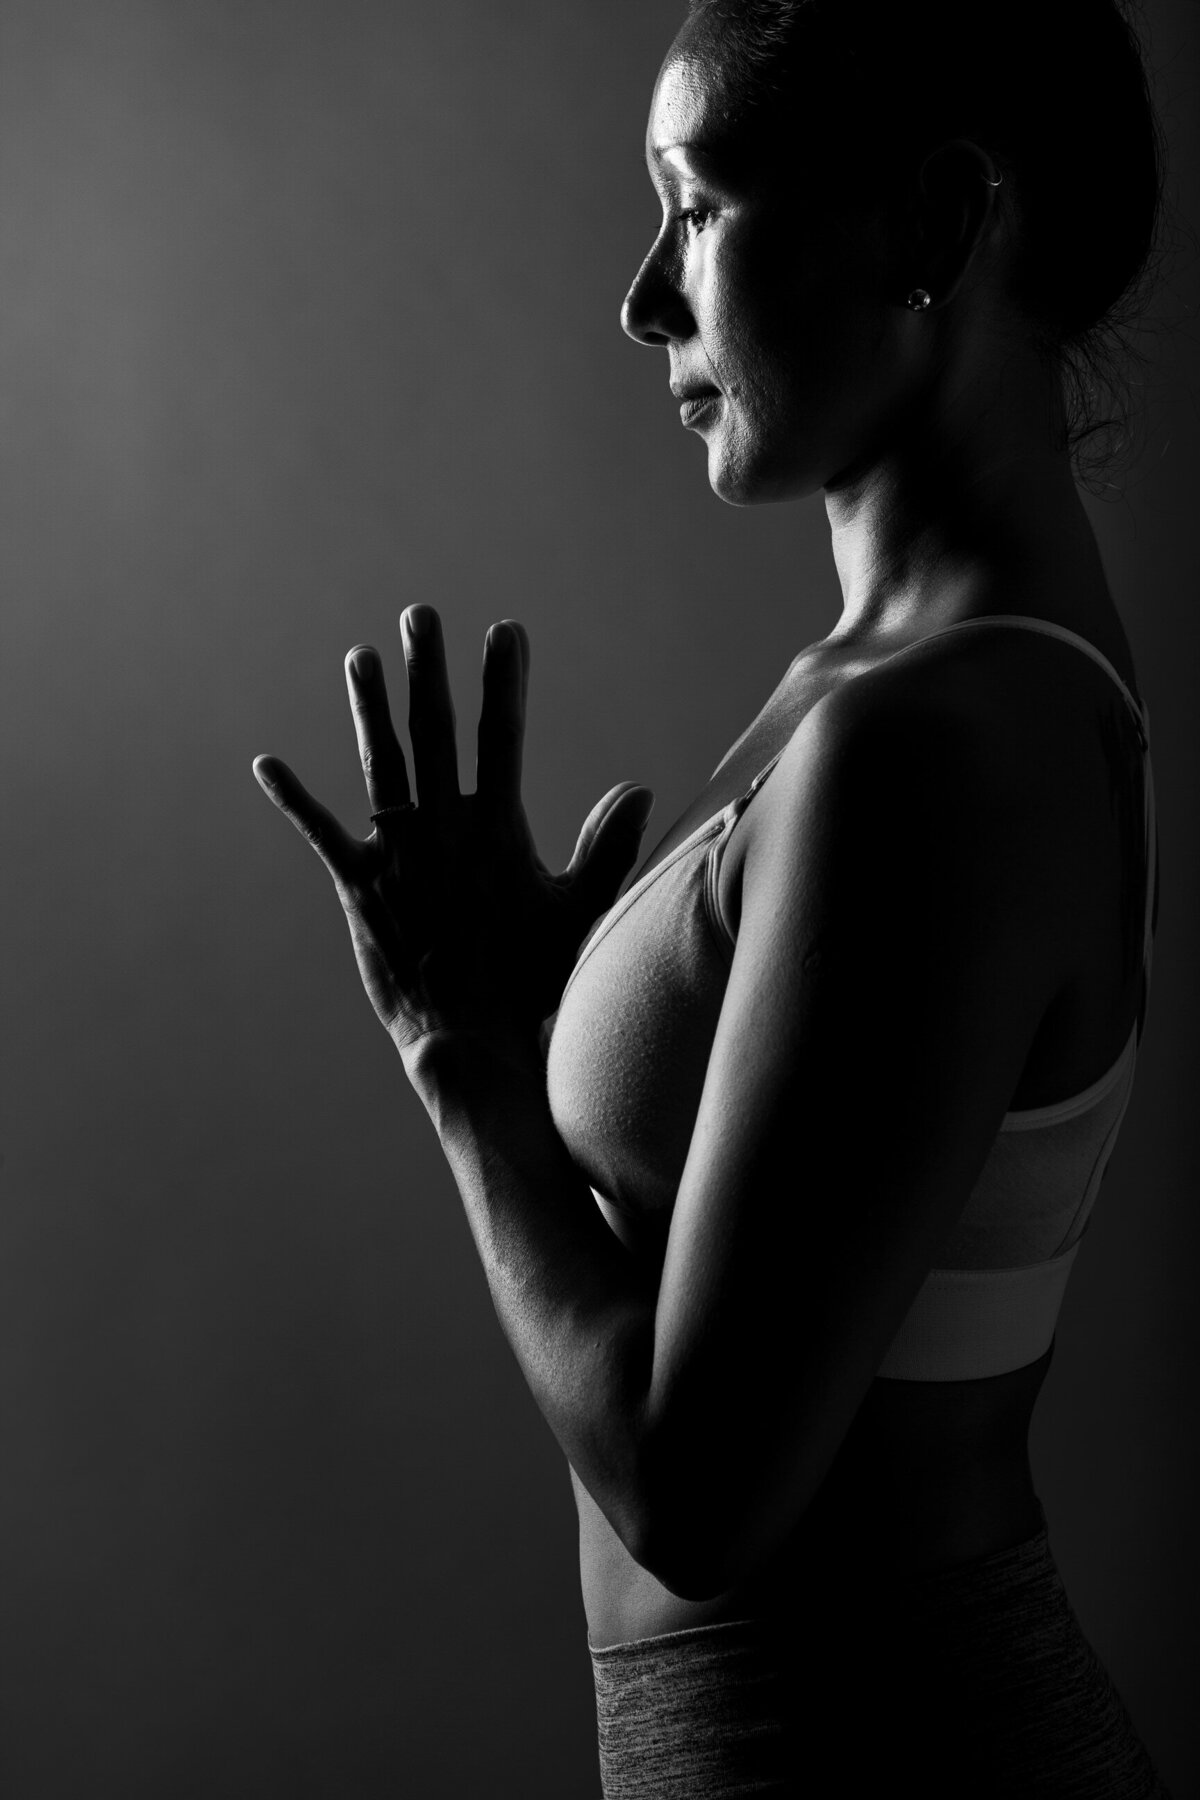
left=906, top=288, right=932, bottom=311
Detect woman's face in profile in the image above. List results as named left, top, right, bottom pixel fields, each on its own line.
left=623, top=24, right=921, bottom=504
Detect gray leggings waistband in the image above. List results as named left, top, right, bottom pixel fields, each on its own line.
left=589, top=1522, right=1171, bottom=1798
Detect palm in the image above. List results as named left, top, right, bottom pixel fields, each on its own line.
left=253, top=608, right=654, bottom=1055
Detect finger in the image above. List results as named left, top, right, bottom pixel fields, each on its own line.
left=476, top=620, right=526, bottom=807
left=565, top=783, right=656, bottom=916
left=344, top=645, right=412, bottom=816
left=253, top=755, right=362, bottom=882
left=506, top=617, right=530, bottom=717
left=401, top=606, right=460, bottom=809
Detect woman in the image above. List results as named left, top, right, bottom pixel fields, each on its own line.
left=254, top=0, right=1172, bottom=1792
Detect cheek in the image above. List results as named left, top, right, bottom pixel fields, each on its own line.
left=723, top=298, right=876, bottom=431
left=706, top=227, right=874, bottom=394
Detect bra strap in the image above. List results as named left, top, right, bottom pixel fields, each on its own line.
left=881, top=612, right=1146, bottom=725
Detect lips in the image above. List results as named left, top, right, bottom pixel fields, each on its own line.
left=676, top=388, right=721, bottom=427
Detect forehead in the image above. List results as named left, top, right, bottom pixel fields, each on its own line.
left=646, top=34, right=791, bottom=193
left=646, top=46, right=751, bottom=173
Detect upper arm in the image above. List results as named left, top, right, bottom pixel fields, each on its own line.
left=636, top=677, right=1066, bottom=1597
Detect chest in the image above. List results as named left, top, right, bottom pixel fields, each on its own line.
left=624, top=653, right=844, bottom=904
left=544, top=653, right=860, bottom=1225
left=546, top=626, right=1143, bottom=1231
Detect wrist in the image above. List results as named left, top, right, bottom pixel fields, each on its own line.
left=400, top=1024, right=547, bottom=1109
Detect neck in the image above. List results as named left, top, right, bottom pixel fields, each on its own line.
left=822, top=355, right=1102, bottom=646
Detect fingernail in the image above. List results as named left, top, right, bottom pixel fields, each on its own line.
left=630, top=790, right=655, bottom=829
left=352, top=649, right=377, bottom=680
left=405, top=607, right=431, bottom=641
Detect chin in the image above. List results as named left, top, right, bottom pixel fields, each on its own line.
left=706, top=440, right=823, bottom=507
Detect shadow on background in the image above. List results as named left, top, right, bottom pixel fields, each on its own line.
left=0, top=2, right=1196, bottom=1794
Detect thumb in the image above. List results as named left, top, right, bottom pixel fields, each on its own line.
left=621, top=786, right=657, bottom=834
left=565, top=783, right=656, bottom=916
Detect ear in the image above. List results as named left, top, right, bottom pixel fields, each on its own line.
left=908, top=137, right=1004, bottom=309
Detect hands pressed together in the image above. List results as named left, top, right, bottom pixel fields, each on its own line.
left=253, top=607, right=655, bottom=1065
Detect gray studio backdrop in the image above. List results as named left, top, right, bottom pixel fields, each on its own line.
left=1, top=2, right=1196, bottom=1795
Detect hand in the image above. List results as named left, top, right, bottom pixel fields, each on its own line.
left=253, top=607, right=656, bottom=1059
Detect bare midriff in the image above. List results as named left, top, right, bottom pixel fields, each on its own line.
left=576, top=1338, right=1052, bottom=1648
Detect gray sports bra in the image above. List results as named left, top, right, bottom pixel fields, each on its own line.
left=545, top=616, right=1157, bottom=1380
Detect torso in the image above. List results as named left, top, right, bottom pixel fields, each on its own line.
left=573, top=586, right=1149, bottom=1649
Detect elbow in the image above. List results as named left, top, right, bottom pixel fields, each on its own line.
left=629, top=1501, right=751, bottom=1602
left=636, top=1533, right=736, bottom=1603
left=624, top=1465, right=751, bottom=1603
left=626, top=1426, right=815, bottom=1603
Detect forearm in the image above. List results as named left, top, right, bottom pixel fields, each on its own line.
left=402, top=1029, right=658, bottom=1554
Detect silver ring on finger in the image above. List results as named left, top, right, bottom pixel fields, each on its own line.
left=370, top=802, right=417, bottom=824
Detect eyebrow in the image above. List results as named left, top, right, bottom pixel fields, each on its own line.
left=647, top=142, right=722, bottom=186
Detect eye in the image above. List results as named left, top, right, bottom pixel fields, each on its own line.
left=677, top=206, right=714, bottom=233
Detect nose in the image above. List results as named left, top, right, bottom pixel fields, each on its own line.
left=620, top=234, right=694, bottom=346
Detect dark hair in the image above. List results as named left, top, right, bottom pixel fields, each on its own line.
left=683, top=0, right=1168, bottom=491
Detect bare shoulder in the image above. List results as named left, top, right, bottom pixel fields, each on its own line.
left=805, top=621, right=1094, bottom=780
left=760, top=625, right=1084, bottom=858
left=724, top=624, right=1100, bottom=986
